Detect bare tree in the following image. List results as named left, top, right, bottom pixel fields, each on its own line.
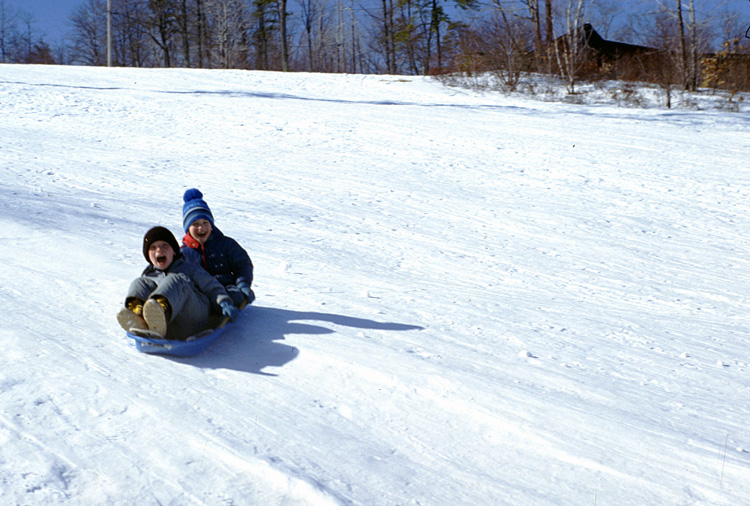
left=522, top=0, right=543, bottom=71
left=17, top=11, right=38, bottom=62
left=296, top=0, right=345, bottom=72
left=543, top=0, right=553, bottom=71
left=298, top=0, right=315, bottom=69
left=645, top=6, right=681, bottom=107
left=0, top=0, right=18, bottom=62
left=371, top=0, right=476, bottom=76
left=385, top=0, right=398, bottom=73
left=686, top=0, right=698, bottom=91
left=195, top=0, right=209, bottom=67
left=70, top=0, right=107, bottom=65
left=369, top=0, right=396, bottom=72
left=482, top=5, right=533, bottom=90
left=205, top=0, right=250, bottom=68
left=675, top=0, right=689, bottom=89
left=552, top=0, right=587, bottom=94
left=669, top=0, right=701, bottom=91
left=177, top=0, right=192, bottom=67
left=279, top=0, right=289, bottom=70
left=112, top=0, right=151, bottom=67
left=299, top=0, right=336, bottom=72
left=148, top=0, right=178, bottom=66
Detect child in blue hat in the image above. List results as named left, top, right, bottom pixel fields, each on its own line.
left=181, top=189, right=255, bottom=306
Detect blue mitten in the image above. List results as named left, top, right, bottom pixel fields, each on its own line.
left=237, top=282, right=255, bottom=304
left=220, top=301, right=239, bottom=322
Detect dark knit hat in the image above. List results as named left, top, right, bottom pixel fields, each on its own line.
left=143, top=226, right=181, bottom=263
left=182, top=188, right=215, bottom=232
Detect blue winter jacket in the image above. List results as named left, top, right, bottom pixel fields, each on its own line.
left=181, top=227, right=254, bottom=289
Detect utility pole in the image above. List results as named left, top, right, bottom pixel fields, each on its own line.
left=338, top=1, right=345, bottom=73
left=107, top=0, right=112, bottom=66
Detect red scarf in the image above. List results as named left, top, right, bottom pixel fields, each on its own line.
left=182, top=233, right=207, bottom=267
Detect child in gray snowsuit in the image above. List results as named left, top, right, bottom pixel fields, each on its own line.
left=117, top=226, right=239, bottom=340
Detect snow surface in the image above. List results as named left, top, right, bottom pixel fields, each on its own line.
left=1, top=64, right=749, bottom=505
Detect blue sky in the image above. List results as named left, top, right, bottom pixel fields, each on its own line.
left=7, top=0, right=750, bottom=46
left=6, top=0, right=75, bottom=43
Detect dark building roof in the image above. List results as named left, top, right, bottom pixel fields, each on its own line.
left=580, top=24, right=656, bottom=57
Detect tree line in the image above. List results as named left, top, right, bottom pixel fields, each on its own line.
left=1, top=0, right=748, bottom=93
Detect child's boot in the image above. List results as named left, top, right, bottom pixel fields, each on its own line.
left=117, top=307, right=147, bottom=332
left=143, top=296, right=171, bottom=338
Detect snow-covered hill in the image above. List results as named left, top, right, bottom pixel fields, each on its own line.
left=1, top=64, right=749, bottom=505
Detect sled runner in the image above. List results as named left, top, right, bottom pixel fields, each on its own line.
left=127, top=301, right=247, bottom=357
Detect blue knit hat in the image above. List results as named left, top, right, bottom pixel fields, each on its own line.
left=182, top=188, right=215, bottom=232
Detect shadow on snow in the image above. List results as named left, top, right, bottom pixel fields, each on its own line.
left=170, top=305, right=423, bottom=376
left=1, top=79, right=530, bottom=112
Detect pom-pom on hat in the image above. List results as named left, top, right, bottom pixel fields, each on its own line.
left=143, top=226, right=181, bottom=263
left=182, top=188, right=215, bottom=232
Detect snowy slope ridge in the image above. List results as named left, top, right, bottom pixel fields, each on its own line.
left=1, top=64, right=749, bottom=505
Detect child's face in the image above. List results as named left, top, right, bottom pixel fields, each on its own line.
left=148, top=240, right=175, bottom=270
left=188, top=219, right=213, bottom=244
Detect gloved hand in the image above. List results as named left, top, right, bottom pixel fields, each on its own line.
left=237, top=282, right=255, bottom=304
left=220, top=301, right=239, bottom=322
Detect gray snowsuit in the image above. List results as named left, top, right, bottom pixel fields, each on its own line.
left=126, top=257, right=232, bottom=340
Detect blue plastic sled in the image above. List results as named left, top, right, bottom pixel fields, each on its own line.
left=127, top=323, right=230, bottom=357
